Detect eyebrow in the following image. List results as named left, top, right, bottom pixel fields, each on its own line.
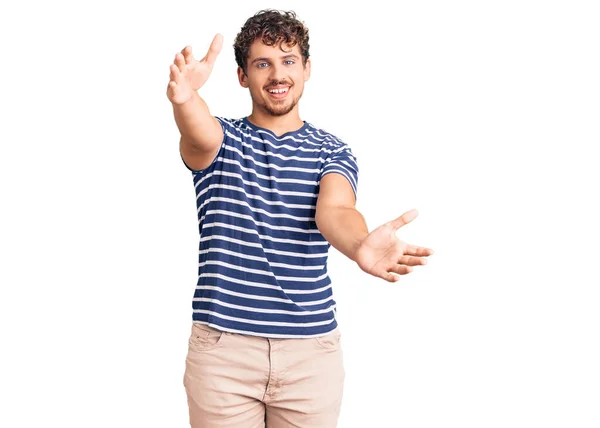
left=251, top=54, right=300, bottom=65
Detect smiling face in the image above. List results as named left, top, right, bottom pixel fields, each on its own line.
left=238, top=39, right=311, bottom=117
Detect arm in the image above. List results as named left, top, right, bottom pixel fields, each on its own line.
left=174, top=92, right=223, bottom=171
left=315, top=174, right=434, bottom=283
left=167, top=35, right=224, bottom=171
left=315, top=174, right=368, bottom=261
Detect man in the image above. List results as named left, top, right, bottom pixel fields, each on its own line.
left=167, top=9, right=433, bottom=428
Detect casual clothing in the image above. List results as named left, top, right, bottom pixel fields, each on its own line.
left=182, top=117, right=359, bottom=339
left=183, top=322, right=345, bottom=428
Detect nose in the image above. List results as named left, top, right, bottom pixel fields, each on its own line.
left=268, top=63, right=286, bottom=82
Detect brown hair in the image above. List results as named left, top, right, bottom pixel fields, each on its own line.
left=234, top=9, right=310, bottom=75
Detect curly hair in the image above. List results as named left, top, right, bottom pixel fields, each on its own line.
left=234, top=9, right=310, bottom=75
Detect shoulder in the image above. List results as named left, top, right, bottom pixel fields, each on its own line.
left=303, top=122, right=351, bottom=150
left=214, top=117, right=264, bottom=146
left=304, top=122, right=357, bottom=162
left=215, top=117, right=245, bottom=132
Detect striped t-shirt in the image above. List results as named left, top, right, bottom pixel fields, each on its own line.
left=182, top=117, right=359, bottom=338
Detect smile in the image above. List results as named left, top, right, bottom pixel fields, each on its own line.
left=268, top=87, right=289, bottom=94
left=266, top=86, right=290, bottom=100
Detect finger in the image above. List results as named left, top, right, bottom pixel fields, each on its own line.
left=398, top=255, right=428, bottom=266
left=389, top=264, right=413, bottom=276
left=404, top=244, right=434, bottom=257
left=169, top=63, right=180, bottom=83
left=374, top=263, right=412, bottom=282
left=377, top=271, right=400, bottom=283
left=181, top=45, right=195, bottom=65
left=390, top=209, right=418, bottom=230
left=203, top=33, right=223, bottom=66
left=167, top=80, right=178, bottom=97
left=174, top=52, right=186, bottom=72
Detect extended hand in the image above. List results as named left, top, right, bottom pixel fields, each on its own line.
left=166, top=34, right=223, bottom=105
left=355, top=209, right=434, bottom=283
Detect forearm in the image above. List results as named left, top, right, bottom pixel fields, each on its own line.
left=316, top=206, right=369, bottom=262
left=172, top=91, right=221, bottom=151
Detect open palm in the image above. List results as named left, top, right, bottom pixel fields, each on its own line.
left=355, top=209, right=434, bottom=283
left=167, top=34, right=223, bottom=105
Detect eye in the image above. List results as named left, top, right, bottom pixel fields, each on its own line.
left=257, top=62, right=269, bottom=68
left=284, top=60, right=295, bottom=65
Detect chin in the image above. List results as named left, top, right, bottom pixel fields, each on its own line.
left=267, top=106, right=295, bottom=116
left=264, top=100, right=297, bottom=117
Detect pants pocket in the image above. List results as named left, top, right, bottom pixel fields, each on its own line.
left=188, top=323, right=226, bottom=352
left=315, top=327, right=342, bottom=350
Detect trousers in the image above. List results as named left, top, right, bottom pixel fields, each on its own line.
left=183, top=322, right=345, bottom=427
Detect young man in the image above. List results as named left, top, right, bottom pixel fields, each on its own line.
left=167, top=9, right=433, bottom=428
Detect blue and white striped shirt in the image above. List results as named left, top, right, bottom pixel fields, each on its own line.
left=182, top=117, right=359, bottom=338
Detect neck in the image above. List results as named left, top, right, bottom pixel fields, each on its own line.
left=247, top=106, right=304, bottom=136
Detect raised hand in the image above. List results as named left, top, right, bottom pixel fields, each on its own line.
left=167, top=34, right=223, bottom=105
left=355, top=209, right=434, bottom=283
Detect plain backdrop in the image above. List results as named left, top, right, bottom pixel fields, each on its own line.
left=1, top=0, right=599, bottom=427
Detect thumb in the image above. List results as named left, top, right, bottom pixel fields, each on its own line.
left=389, top=209, right=418, bottom=231
left=204, top=33, right=223, bottom=66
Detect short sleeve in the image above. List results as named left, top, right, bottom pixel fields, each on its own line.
left=320, top=145, right=359, bottom=198
left=179, top=117, right=229, bottom=174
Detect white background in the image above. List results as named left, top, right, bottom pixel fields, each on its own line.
left=1, top=0, right=599, bottom=427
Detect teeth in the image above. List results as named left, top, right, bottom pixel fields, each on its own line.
left=269, top=88, right=288, bottom=94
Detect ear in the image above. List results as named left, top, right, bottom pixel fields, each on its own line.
left=237, top=66, right=249, bottom=88
left=304, top=58, right=311, bottom=82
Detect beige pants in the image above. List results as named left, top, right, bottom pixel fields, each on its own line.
left=183, top=323, right=345, bottom=427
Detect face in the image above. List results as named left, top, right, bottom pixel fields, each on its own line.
left=238, top=39, right=311, bottom=117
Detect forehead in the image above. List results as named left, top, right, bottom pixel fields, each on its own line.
left=248, top=38, right=302, bottom=60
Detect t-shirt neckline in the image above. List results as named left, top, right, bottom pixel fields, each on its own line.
left=241, top=117, right=309, bottom=139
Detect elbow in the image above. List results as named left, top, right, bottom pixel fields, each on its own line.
left=314, top=204, right=331, bottom=233
left=315, top=208, right=324, bottom=232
